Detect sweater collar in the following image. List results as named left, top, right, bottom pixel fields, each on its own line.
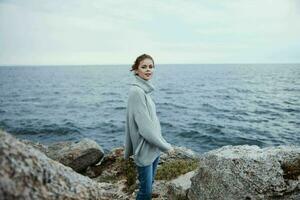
left=132, top=75, right=155, bottom=94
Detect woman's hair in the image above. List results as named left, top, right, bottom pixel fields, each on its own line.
left=130, top=54, right=155, bottom=74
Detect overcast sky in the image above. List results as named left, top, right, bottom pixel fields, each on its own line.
left=0, top=0, right=299, bottom=65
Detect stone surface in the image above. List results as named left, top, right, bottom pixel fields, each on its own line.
left=167, top=170, right=196, bottom=200
left=88, top=146, right=199, bottom=200
left=46, top=138, right=104, bottom=172
left=159, top=146, right=199, bottom=164
left=188, top=145, right=300, bottom=200
left=22, top=139, right=48, bottom=154
left=0, top=130, right=123, bottom=200
left=6, top=129, right=299, bottom=200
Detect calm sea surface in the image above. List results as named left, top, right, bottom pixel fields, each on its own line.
left=0, top=64, right=299, bottom=153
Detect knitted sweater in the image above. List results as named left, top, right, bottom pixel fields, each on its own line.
left=124, top=75, right=173, bottom=166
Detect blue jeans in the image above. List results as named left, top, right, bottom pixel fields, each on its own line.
left=136, top=155, right=160, bottom=200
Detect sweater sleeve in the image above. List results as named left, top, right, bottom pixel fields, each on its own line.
left=130, top=89, right=172, bottom=152
left=124, top=127, right=133, bottom=159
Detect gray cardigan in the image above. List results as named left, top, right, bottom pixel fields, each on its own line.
left=124, top=75, right=173, bottom=166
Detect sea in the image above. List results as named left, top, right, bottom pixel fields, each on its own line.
left=0, top=64, right=299, bottom=154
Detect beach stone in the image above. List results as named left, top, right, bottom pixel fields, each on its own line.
left=159, top=145, right=199, bottom=164
left=47, top=138, right=104, bottom=172
left=167, top=170, right=196, bottom=200
left=188, top=145, right=300, bottom=200
left=0, top=130, right=118, bottom=200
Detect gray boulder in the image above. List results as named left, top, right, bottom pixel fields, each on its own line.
left=188, top=145, right=300, bottom=200
left=47, top=138, right=104, bottom=172
left=167, top=170, right=196, bottom=200
left=0, top=130, right=119, bottom=200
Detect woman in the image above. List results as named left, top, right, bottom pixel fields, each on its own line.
left=124, top=53, right=175, bottom=200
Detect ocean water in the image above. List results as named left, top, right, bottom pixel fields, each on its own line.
left=0, top=64, right=299, bottom=154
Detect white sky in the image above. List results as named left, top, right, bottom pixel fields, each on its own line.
left=0, top=0, right=299, bottom=65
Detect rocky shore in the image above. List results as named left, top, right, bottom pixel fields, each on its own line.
left=0, top=129, right=299, bottom=200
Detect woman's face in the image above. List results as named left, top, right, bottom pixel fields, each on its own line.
left=135, top=58, right=154, bottom=81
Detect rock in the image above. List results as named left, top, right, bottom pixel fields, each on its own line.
left=153, top=181, right=169, bottom=200
left=13, top=132, right=300, bottom=200
left=132, top=180, right=169, bottom=200
left=128, top=144, right=200, bottom=200
left=188, top=145, right=300, bottom=200
left=0, top=130, right=121, bottom=200
left=167, top=170, right=196, bottom=200
left=87, top=146, right=200, bottom=200
left=22, top=139, right=48, bottom=154
left=159, top=146, right=199, bottom=164
left=86, top=147, right=126, bottom=179
left=46, top=138, right=104, bottom=172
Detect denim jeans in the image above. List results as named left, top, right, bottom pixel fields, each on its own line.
left=136, top=155, right=160, bottom=200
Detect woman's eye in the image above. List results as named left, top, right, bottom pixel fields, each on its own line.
left=141, top=65, right=154, bottom=69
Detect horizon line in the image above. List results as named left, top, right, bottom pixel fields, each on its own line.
left=0, top=62, right=299, bottom=67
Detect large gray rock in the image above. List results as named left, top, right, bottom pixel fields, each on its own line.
left=47, top=138, right=104, bottom=172
left=167, top=170, right=196, bottom=200
left=188, top=145, right=300, bottom=200
left=0, top=130, right=118, bottom=200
